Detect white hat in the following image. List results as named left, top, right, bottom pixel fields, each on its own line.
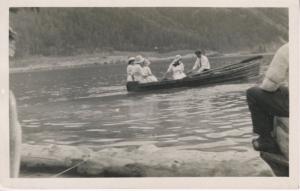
left=174, top=55, right=182, bottom=62
left=134, top=55, right=145, bottom=64
left=128, top=57, right=135, bottom=62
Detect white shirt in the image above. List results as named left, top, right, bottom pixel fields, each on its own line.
left=261, top=43, right=289, bottom=92
left=167, top=62, right=186, bottom=80
left=131, top=64, right=146, bottom=83
left=141, top=66, right=158, bottom=82
left=127, top=65, right=134, bottom=81
left=192, top=55, right=210, bottom=73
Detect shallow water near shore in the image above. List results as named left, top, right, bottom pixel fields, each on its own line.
left=10, top=55, right=271, bottom=154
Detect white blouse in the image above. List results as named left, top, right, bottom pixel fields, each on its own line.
left=167, top=62, right=186, bottom=80
left=192, top=55, right=211, bottom=73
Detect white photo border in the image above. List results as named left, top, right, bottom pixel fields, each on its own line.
left=0, top=0, right=299, bottom=189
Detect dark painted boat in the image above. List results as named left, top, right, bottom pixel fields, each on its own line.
left=127, top=56, right=262, bottom=92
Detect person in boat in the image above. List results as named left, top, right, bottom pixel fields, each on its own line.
left=164, top=55, right=187, bottom=80
left=9, top=27, right=22, bottom=177
left=141, top=59, right=158, bottom=82
left=190, top=50, right=211, bottom=75
left=246, top=43, right=289, bottom=153
left=131, top=55, right=148, bottom=83
left=126, top=57, right=135, bottom=82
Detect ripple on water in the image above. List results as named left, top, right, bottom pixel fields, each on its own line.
left=178, top=136, right=207, bottom=141
left=128, top=126, right=155, bottom=130
left=19, top=79, right=256, bottom=152
left=154, top=134, right=177, bottom=138
left=206, top=129, right=248, bottom=139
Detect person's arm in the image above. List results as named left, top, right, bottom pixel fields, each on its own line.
left=147, top=67, right=153, bottom=75
left=205, top=56, right=211, bottom=69
left=192, top=58, right=199, bottom=70
left=9, top=91, right=22, bottom=178
left=127, top=66, right=133, bottom=75
left=167, top=63, right=173, bottom=73
left=197, top=60, right=205, bottom=73
left=163, top=63, right=173, bottom=79
left=260, top=43, right=289, bottom=92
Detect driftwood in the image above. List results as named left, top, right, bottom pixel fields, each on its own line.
left=21, top=144, right=274, bottom=177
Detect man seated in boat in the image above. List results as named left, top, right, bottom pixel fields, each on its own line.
left=189, top=50, right=211, bottom=75
left=141, top=58, right=158, bottom=82
left=126, top=57, right=135, bottom=81
left=246, top=43, right=289, bottom=153
left=163, top=55, right=187, bottom=80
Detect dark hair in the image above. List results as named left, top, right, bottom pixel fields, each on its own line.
left=195, top=50, right=202, bottom=55
left=173, top=60, right=181, bottom=67
left=128, top=60, right=134, bottom=65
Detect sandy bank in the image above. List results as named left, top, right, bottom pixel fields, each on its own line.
left=20, top=143, right=274, bottom=177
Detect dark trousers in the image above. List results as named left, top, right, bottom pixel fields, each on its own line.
left=246, top=86, right=289, bottom=138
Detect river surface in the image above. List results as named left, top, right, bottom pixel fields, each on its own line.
left=10, top=55, right=271, bottom=152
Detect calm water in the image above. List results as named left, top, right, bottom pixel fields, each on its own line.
left=10, top=55, right=271, bottom=152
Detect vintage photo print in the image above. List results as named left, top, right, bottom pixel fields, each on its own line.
left=1, top=0, right=299, bottom=189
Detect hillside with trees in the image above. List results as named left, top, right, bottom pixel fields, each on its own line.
left=10, top=8, right=288, bottom=58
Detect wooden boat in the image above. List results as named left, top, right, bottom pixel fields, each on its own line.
left=127, top=56, right=262, bottom=92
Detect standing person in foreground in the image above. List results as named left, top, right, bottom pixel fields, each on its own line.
left=246, top=43, right=289, bottom=153
left=164, top=55, right=186, bottom=80
left=190, top=50, right=211, bottom=75
left=9, top=27, right=22, bottom=177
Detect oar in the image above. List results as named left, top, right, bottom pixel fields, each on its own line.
left=185, top=70, right=194, bottom=75
left=240, top=55, right=263, bottom=63
left=160, top=72, right=169, bottom=81
left=188, top=55, right=263, bottom=77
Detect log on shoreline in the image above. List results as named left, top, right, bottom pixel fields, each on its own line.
left=21, top=144, right=274, bottom=177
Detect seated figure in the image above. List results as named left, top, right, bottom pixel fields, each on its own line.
left=141, top=59, right=158, bottom=83
left=190, top=50, right=211, bottom=75
left=164, top=55, right=186, bottom=80
left=246, top=43, right=289, bottom=153
left=131, top=55, right=147, bottom=83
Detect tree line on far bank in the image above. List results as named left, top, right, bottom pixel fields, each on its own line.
left=10, top=8, right=288, bottom=58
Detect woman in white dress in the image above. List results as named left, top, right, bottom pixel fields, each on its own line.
left=141, top=59, right=158, bottom=82
left=131, top=55, right=147, bottom=83
left=126, top=57, right=135, bottom=82
left=164, top=55, right=186, bottom=80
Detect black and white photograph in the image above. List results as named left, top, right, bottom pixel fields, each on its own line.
left=2, top=0, right=300, bottom=188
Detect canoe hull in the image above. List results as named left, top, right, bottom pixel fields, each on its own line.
left=127, top=61, right=260, bottom=92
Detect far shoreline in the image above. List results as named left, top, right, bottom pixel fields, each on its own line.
left=9, top=50, right=274, bottom=74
